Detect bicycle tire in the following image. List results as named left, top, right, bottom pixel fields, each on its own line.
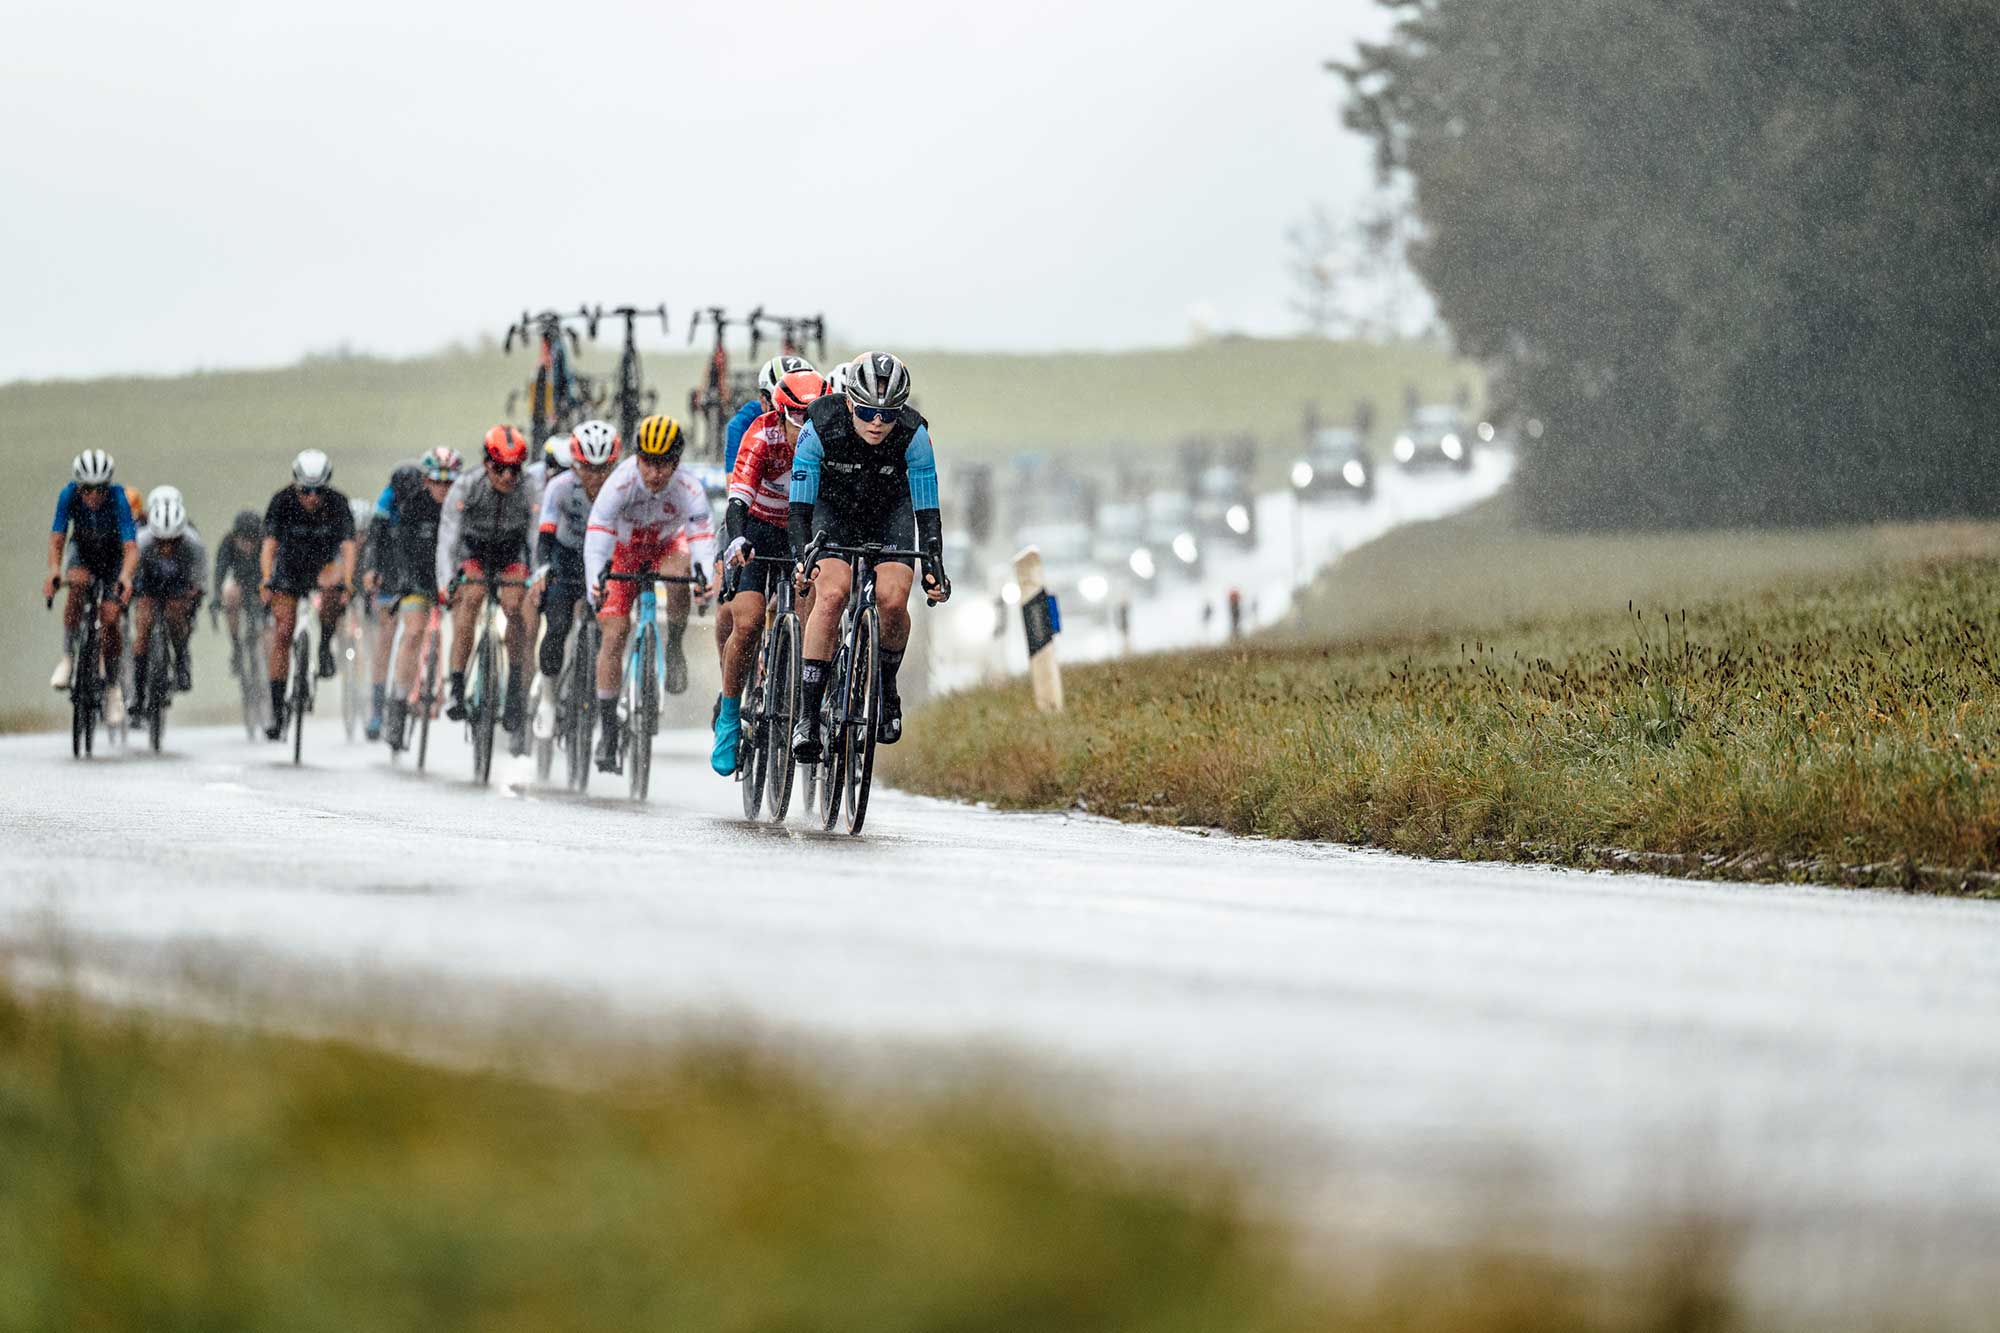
left=843, top=607, right=880, bottom=835
left=340, top=629, right=359, bottom=742
left=766, top=613, right=800, bottom=822
left=416, top=625, right=439, bottom=772
left=147, top=621, right=168, bottom=753
left=740, top=637, right=767, bottom=821
left=630, top=625, right=656, bottom=801
left=471, top=626, right=496, bottom=785
left=291, top=628, right=310, bottom=766
left=570, top=618, right=596, bottom=794
left=240, top=621, right=263, bottom=741
left=73, top=619, right=97, bottom=759
left=819, top=637, right=848, bottom=833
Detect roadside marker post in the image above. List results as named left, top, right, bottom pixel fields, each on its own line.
left=1014, top=547, right=1064, bottom=713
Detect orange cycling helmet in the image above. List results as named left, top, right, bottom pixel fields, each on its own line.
left=773, top=369, right=827, bottom=416
left=483, top=424, right=529, bottom=466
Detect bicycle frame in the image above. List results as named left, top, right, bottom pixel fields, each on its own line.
left=685, top=306, right=731, bottom=461
left=597, top=567, right=707, bottom=801
left=504, top=308, right=592, bottom=448
left=586, top=304, right=669, bottom=450
left=48, top=578, right=115, bottom=759
left=730, top=554, right=803, bottom=822
left=452, top=571, right=534, bottom=786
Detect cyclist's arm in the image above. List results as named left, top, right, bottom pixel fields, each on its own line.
left=46, top=490, right=71, bottom=584
left=339, top=539, right=358, bottom=590
left=119, top=539, right=139, bottom=591
left=724, top=428, right=765, bottom=546
left=185, top=535, right=210, bottom=597
left=212, top=542, right=230, bottom=601
left=534, top=474, right=565, bottom=568
left=582, top=523, right=613, bottom=609
left=786, top=423, right=824, bottom=555
left=435, top=480, right=466, bottom=596
left=260, top=536, right=277, bottom=587
left=113, top=495, right=139, bottom=589
left=374, top=480, right=398, bottom=522
left=683, top=482, right=718, bottom=578
left=905, top=425, right=940, bottom=512
left=724, top=399, right=760, bottom=471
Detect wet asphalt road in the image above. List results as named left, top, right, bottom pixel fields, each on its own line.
left=3, top=716, right=1997, bottom=1309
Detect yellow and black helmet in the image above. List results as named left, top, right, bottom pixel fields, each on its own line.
left=634, top=414, right=685, bottom=460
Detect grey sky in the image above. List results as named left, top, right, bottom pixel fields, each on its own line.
left=2, top=0, right=1392, bottom=381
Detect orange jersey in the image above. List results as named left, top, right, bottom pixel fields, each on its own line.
left=127, top=487, right=146, bottom=525
left=727, top=410, right=793, bottom=527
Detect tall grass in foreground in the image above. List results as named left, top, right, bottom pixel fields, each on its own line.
left=0, top=983, right=1775, bottom=1332
left=888, top=559, right=2000, bottom=888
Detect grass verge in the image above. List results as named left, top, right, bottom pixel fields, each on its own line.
left=888, top=538, right=2000, bottom=892
left=0, top=980, right=1768, bottom=1332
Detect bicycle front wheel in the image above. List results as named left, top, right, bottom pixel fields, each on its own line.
left=765, top=613, right=800, bottom=822
left=570, top=619, right=596, bottom=794
left=842, top=607, right=881, bottom=835
left=73, top=626, right=98, bottom=759
left=291, top=630, right=310, bottom=766
left=739, top=641, right=768, bottom=821
left=629, top=628, right=656, bottom=801
left=147, top=624, right=168, bottom=753
left=340, top=629, right=360, bottom=742
left=471, top=628, right=496, bottom=785
left=416, top=625, right=439, bottom=772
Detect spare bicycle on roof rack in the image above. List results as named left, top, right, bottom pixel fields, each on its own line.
left=503, top=308, right=596, bottom=451
left=583, top=304, right=669, bottom=452
left=685, top=306, right=741, bottom=462
left=747, top=308, right=827, bottom=368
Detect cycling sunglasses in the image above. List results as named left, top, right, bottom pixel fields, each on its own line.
left=850, top=405, right=897, bottom=424
left=783, top=408, right=809, bottom=427
left=77, top=483, right=109, bottom=497
left=489, top=461, right=522, bottom=476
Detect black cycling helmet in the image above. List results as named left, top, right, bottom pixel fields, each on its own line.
left=232, top=509, right=262, bottom=539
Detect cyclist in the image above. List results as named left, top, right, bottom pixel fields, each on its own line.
left=726, top=354, right=812, bottom=472
left=261, top=449, right=359, bottom=740
left=711, top=367, right=825, bottom=775
left=213, top=509, right=265, bottom=678
left=531, top=419, right=619, bottom=743
left=368, top=446, right=462, bottom=750
left=130, top=490, right=207, bottom=716
left=787, top=352, right=951, bottom=763
left=437, top=425, right=539, bottom=738
left=46, top=450, right=140, bottom=727
left=584, top=414, right=716, bottom=772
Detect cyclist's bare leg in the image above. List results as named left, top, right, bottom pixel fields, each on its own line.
left=97, top=586, right=124, bottom=674
left=222, top=577, right=243, bottom=643
left=721, top=588, right=765, bottom=697
left=130, top=597, right=157, bottom=673
left=370, top=598, right=397, bottom=686
left=661, top=549, right=692, bottom=626
left=393, top=601, right=429, bottom=695
left=268, top=593, right=300, bottom=681
left=499, top=583, right=529, bottom=668
left=61, top=567, right=92, bottom=635
left=802, top=557, right=852, bottom=660
left=596, top=609, right=631, bottom=695
left=876, top=564, right=916, bottom=652
left=314, top=562, right=349, bottom=639
left=449, top=581, right=481, bottom=673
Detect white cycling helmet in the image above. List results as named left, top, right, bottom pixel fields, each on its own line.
left=292, top=448, right=333, bottom=489
left=847, top=351, right=911, bottom=411
left=757, top=353, right=814, bottom=398
left=826, top=361, right=852, bottom=396
left=571, top=419, right=620, bottom=467
left=145, top=483, right=183, bottom=514
left=349, top=497, right=373, bottom=530
left=72, top=449, right=116, bottom=485
left=147, top=491, right=189, bottom=539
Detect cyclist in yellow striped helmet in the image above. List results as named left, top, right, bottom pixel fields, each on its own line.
left=634, top=414, right=685, bottom=461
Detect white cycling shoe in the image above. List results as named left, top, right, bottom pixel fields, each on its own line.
left=103, top=689, right=126, bottom=728
left=50, top=656, right=72, bottom=691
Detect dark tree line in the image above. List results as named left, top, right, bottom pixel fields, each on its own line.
left=1340, top=1, right=2000, bottom=529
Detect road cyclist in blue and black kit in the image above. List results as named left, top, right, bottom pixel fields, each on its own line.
left=787, top=352, right=952, bottom=764
left=46, top=449, right=141, bottom=729
left=365, top=446, right=463, bottom=750
left=129, top=488, right=207, bottom=720
left=260, top=449, right=359, bottom=741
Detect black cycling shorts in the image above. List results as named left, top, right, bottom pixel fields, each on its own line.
left=134, top=564, right=199, bottom=601
left=723, top=517, right=791, bottom=599
left=812, top=496, right=916, bottom=569
left=267, top=544, right=344, bottom=595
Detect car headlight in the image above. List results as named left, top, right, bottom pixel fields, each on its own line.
left=1289, top=460, right=1314, bottom=489
left=1079, top=573, right=1108, bottom=603
left=1394, top=436, right=1415, bottom=462
left=1225, top=504, right=1250, bottom=535
left=1342, top=459, right=1367, bottom=487
left=956, top=598, right=999, bottom=642
left=1129, top=548, right=1156, bottom=580
left=1477, top=421, right=1495, bottom=443
left=1441, top=434, right=1463, bottom=460
left=1172, top=532, right=1199, bottom=564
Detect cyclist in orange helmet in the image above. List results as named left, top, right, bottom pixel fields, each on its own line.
left=436, top=425, right=541, bottom=740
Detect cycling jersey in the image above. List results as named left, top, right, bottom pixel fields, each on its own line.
left=724, top=397, right=762, bottom=471
left=372, top=464, right=448, bottom=596
left=52, top=482, right=138, bottom=571
left=583, top=458, right=716, bottom=608
left=537, top=468, right=592, bottom=555
left=212, top=533, right=262, bottom=601
left=787, top=397, right=938, bottom=552
left=435, top=469, right=542, bottom=594
left=727, top=409, right=794, bottom=529
left=134, top=526, right=208, bottom=599
left=264, top=485, right=356, bottom=566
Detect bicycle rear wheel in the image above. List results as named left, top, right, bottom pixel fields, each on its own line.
left=471, top=627, right=496, bottom=785
left=340, top=626, right=360, bottom=742
left=765, top=614, right=800, bottom=822
left=147, top=622, right=169, bottom=753
left=842, top=607, right=881, bottom=835
left=819, top=643, right=848, bottom=833
left=629, top=627, right=656, bottom=801
left=416, top=623, right=439, bottom=772
left=569, top=619, right=596, bottom=793
left=739, top=646, right=767, bottom=821
left=73, top=622, right=98, bottom=759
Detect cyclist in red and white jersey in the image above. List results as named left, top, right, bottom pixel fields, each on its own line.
left=583, top=414, right=717, bottom=770
left=709, top=367, right=824, bottom=774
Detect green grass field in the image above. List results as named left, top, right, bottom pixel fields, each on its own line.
left=0, top=337, right=1469, bottom=728
left=889, top=501, right=2000, bottom=890
left=0, top=978, right=1777, bottom=1332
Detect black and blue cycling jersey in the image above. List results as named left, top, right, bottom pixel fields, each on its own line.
left=787, top=396, right=940, bottom=563
left=52, top=481, right=137, bottom=572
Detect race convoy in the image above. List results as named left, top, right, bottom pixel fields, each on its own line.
left=34, top=340, right=953, bottom=836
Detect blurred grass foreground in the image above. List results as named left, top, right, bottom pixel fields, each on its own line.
left=0, top=980, right=1767, bottom=1333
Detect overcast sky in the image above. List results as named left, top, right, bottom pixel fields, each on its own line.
left=1, top=0, right=1393, bottom=382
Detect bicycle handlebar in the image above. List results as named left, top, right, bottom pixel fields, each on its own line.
left=596, top=568, right=710, bottom=587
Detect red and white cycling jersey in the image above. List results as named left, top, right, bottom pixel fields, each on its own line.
left=727, top=409, right=793, bottom=527
left=582, top=457, right=717, bottom=606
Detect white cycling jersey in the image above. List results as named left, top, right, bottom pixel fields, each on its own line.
left=583, top=458, right=717, bottom=606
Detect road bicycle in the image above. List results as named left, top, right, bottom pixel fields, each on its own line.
left=527, top=581, right=600, bottom=792
left=276, top=586, right=326, bottom=767
left=385, top=603, right=445, bottom=771
left=218, top=599, right=273, bottom=741
left=685, top=306, right=737, bottom=462
left=135, top=602, right=177, bottom=753
left=504, top=308, right=592, bottom=450
left=746, top=307, right=827, bottom=369
left=728, top=554, right=804, bottom=823
left=802, top=539, right=928, bottom=836
left=450, top=571, right=535, bottom=786
left=339, top=604, right=373, bottom=742
left=46, top=579, right=119, bottom=759
left=586, top=304, right=668, bottom=451
left=597, top=567, right=708, bottom=802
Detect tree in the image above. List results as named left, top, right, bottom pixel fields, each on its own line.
left=1284, top=204, right=1344, bottom=337
left=1339, top=0, right=2000, bottom=529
